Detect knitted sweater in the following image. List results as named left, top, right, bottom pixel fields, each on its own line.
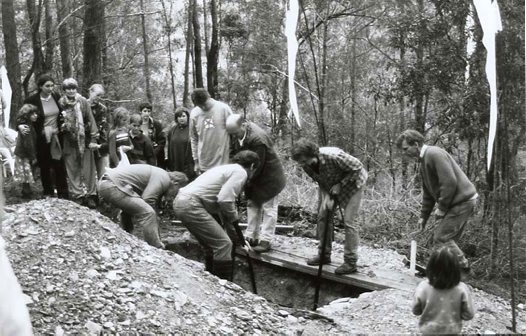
left=420, top=146, right=477, bottom=221
left=412, top=279, right=475, bottom=335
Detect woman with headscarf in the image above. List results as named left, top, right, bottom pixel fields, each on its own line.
left=59, top=78, right=99, bottom=208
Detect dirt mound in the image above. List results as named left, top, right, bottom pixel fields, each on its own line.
left=2, top=199, right=336, bottom=335
left=3, top=198, right=525, bottom=334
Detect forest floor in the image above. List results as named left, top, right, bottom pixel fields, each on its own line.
left=2, top=177, right=526, bottom=334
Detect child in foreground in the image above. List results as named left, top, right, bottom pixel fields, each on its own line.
left=14, top=104, right=38, bottom=197
left=412, top=246, right=475, bottom=335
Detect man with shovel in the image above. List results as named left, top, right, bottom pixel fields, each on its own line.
left=291, top=139, right=368, bottom=275
left=396, top=129, right=478, bottom=274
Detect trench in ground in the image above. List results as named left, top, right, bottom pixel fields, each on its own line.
left=163, top=226, right=369, bottom=310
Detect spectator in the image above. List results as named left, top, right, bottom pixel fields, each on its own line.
left=226, top=114, right=286, bottom=253
left=22, top=74, right=68, bottom=198
left=173, top=150, right=259, bottom=280
left=138, top=102, right=166, bottom=168
left=189, top=88, right=233, bottom=174
left=88, top=84, right=111, bottom=179
left=166, top=107, right=195, bottom=180
left=13, top=104, right=38, bottom=198
left=396, top=129, right=478, bottom=273
left=98, top=164, right=188, bottom=248
left=291, top=139, right=368, bottom=275
left=59, top=78, right=99, bottom=208
left=129, top=113, right=155, bottom=165
left=108, top=107, right=133, bottom=168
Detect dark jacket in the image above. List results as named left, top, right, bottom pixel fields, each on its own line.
left=22, top=92, right=64, bottom=150
left=91, top=102, right=111, bottom=156
left=144, top=117, right=166, bottom=166
left=231, top=122, right=286, bottom=205
left=14, top=115, right=37, bottom=160
left=129, top=132, right=156, bottom=166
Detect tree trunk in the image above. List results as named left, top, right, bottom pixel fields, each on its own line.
left=183, top=1, right=193, bottom=106
left=202, top=0, right=209, bottom=54
left=206, top=0, right=219, bottom=98
left=25, top=0, right=45, bottom=91
left=82, top=0, right=104, bottom=93
left=349, top=34, right=357, bottom=152
left=56, top=0, right=73, bottom=78
left=43, top=0, right=53, bottom=72
left=413, top=0, right=425, bottom=133
left=192, top=0, right=204, bottom=88
left=1, top=0, right=23, bottom=127
left=160, top=0, right=177, bottom=110
left=139, top=0, right=153, bottom=102
left=317, top=6, right=329, bottom=146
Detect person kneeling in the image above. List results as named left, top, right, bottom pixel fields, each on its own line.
left=173, top=150, right=259, bottom=281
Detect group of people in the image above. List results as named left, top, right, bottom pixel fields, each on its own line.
left=8, top=75, right=479, bottom=334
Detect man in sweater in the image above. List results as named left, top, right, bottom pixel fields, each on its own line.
left=98, top=164, right=188, bottom=248
left=226, top=114, right=286, bottom=253
left=291, top=139, right=368, bottom=275
left=396, top=129, right=478, bottom=272
left=189, top=88, right=233, bottom=174
left=173, top=150, right=259, bottom=281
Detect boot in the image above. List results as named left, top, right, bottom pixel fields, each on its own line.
left=306, top=254, right=331, bottom=266
left=120, top=213, right=134, bottom=233
left=204, top=254, right=214, bottom=272
left=211, top=260, right=233, bottom=281
left=21, top=183, right=32, bottom=198
left=335, top=262, right=357, bottom=275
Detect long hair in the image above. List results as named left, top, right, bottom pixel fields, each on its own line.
left=426, top=246, right=461, bottom=290
left=17, top=104, right=38, bottom=123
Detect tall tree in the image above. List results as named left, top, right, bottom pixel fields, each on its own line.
left=160, top=0, right=177, bottom=110
left=206, top=0, right=219, bottom=97
left=1, top=0, right=23, bottom=127
left=139, top=0, right=152, bottom=101
left=192, top=0, right=204, bottom=88
left=82, top=0, right=105, bottom=91
left=56, top=0, right=73, bottom=78
left=183, top=1, right=193, bottom=106
left=25, top=0, right=46, bottom=93
left=43, top=0, right=54, bottom=72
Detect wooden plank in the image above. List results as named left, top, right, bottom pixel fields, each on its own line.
left=235, top=247, right=419, bottom=292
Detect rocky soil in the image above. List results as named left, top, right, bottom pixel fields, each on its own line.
left=2, top=198, right=526, bottom=335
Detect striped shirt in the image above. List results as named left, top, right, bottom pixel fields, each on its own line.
left=302, top=147, right=367, bottom=206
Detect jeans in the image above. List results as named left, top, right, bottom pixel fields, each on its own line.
left=98, top=179, right=163, bottom=248
left=433, top=198, right=477, bottom=268
left=173, top=194, right=233, bottom=261
left=317, top=188, right=363, bottom=264
left=245, top=196, right=279, bottom=242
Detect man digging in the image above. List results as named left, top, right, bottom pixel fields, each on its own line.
left=291, top=139, right=368, bottom=275
left=396, top=129, right=478, bottom=274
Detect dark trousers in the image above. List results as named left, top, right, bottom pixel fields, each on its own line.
left=36, top=141, right=68, bottom=198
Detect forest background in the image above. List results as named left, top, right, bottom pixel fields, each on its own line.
left=0, top=0, right=525, bottom=302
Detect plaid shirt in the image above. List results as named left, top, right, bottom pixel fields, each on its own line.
left=303, top=147, right=368, bottom=206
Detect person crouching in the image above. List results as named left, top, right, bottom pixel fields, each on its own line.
left=173, top=150, right=259, bottom=281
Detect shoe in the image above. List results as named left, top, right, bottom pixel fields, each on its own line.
left=335, top=262, right=357, bottom=275
left=21, top=183, right=32, bottom=199
left=307, top=255, right=331, bottom=266
left=212, top=260, right=234, bottom=281
left=247, top=237, right=259, bottom=247
left=253, top=240, right=271, bottom=253
left=84, top=197, right=97, bottom=209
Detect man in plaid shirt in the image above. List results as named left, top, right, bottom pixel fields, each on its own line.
left=292, top=139, right=368, bottom=274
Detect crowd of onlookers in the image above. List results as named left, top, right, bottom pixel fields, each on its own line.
left=8, top=74, right=193, bottom=209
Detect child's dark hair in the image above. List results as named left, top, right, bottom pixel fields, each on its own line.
left=17, top=104, right=38, bottom=121
left=426, top=246, right=461, bottom=289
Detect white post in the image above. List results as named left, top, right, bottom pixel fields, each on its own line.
left=410, top=240, right=417, bottom=275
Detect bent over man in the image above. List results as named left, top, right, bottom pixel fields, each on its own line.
left=98, top=164, right=188, bottom=248
left=226, top=114, right=286, bottom=253
left=173, top=150, right=259, bottom=281
left=291, top=139, right=368, bottom=275
left=396, top=129, right=478, bottom=273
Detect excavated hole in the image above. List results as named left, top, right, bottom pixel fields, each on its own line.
left=163, top=226, right=369, bottom=310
